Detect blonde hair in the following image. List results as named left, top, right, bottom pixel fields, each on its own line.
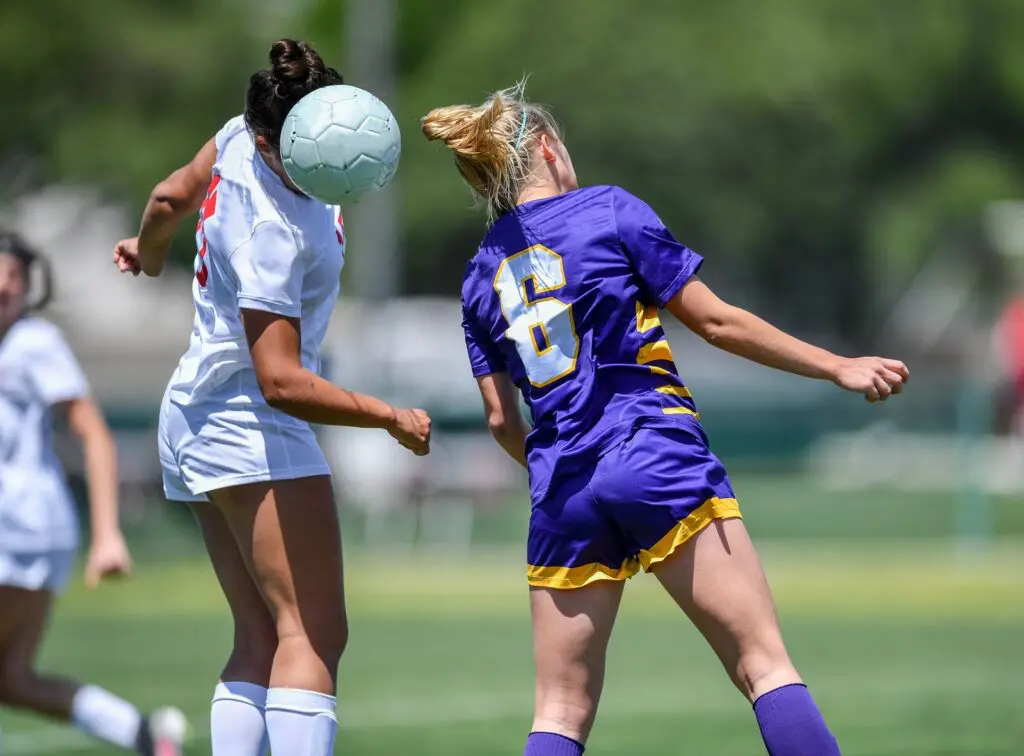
left=421, top=82, right=562, bottom=222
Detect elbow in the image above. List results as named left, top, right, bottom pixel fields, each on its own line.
left=257, top=369, right=304, bottom=410
left=693, top=307, right=743, bottom=347
left=695, top=317, right=728, bottom=346
left=150, top=180, right=201, bottom=219
left=487, top=412, right=513, bottom=441
left=141, top=260, right=164, bottom=278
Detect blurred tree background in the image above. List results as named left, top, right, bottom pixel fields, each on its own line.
left=2, top=0, right=1023, bottom=349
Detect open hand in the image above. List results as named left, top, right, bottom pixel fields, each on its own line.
left=388, top=407, right=432, bottom=456
left=112, top=237, right=142, bottom=276
left=832, top=357, right=909, bottom=402
left=84, top=532, right=133, bottom=589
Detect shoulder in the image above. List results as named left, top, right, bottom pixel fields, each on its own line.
left=598, top=185, right=646, bottom=211
left=603, top=186, right=662, bottom=232
left=461, top=255, right=486, bottom=295
left=2, top=319, right=80, bottom=379
left=7, top=317, right=69, bottom=354
left=461, top=251, right=498, bottom=305
left=231, top=219, right=304, bottom=261
left=215, top=115, right=249, bottom=153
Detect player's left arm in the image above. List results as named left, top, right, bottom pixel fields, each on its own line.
left=62, top=396, right=132, bottom=587
left=114, top=137, right=217, bottom=278
left=665, top=277, right=909, bottom=402
left=476, top=373, right=529, bottom=467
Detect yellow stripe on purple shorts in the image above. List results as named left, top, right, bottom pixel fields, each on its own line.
left=524, top=423, right=741, bottom=591
left=527, top=497, right=742, bottom=590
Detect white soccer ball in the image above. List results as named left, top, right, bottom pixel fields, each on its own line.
left=281, top=84, right=401, bottom=205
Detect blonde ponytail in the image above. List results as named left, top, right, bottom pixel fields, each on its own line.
left=422, top=82, right=560, bottom=221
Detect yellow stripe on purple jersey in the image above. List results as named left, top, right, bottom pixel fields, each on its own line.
left=461, top=185, right=740, bottom=589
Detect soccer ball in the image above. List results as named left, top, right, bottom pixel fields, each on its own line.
left=281, top=84, right=401, bottom=205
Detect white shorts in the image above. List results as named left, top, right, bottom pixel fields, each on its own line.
left=0, top=549, right=76, bottom=593
left=158, top=391, right=332, bottom=502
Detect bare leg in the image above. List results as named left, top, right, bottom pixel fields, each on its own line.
left=528, top=581, right=624, bottom=747
left=207, top=476, right=345, bottom=755
left=652, top=518, right=798, bottom=700
left=0, top=586, right=78, bottom=718
left=191, top=501, right=277, bottom=686
left=0, top=585, right=156, bottom=752
left=207, top=476, right=347, bottom=694
left=654, top=518, right=840, bottom=754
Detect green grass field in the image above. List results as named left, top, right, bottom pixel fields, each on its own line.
left=2, top=476, right=1023, bottom=755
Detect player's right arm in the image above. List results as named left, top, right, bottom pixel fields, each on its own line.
left=476, top=373, right=529, bottom=467
left=243, top=310, right=431, bottom=454
left=665, top=279, right=908, bottom=402
left=613, top=187, right=909, bottom=403
left=461, top=265, right=527, bottom=464
left=113, top=138, right=217, bottom=278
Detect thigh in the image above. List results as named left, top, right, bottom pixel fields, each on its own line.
left=527, top=471, right=638, bottom=591
left=190, top=501, right=276, bottom=642
left=208, top=476, right=346, bottom=642
left=0, top=585, right=52, bottom=673
left=530, top=581, right=624, bottom=744
left=653, top=518, right=795, bottom=699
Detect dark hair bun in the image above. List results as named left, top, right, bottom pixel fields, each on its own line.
left=246, top=39, right=344, bottom=147
left=270, top=39, right=325, bottom=86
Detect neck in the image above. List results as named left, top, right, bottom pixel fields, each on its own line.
left=517, top=182, right=564, bottom=206
left=256, top=151, right=305, bottom=196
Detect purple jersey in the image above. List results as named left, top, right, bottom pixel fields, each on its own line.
left=461, top=185, right=704, bottom=500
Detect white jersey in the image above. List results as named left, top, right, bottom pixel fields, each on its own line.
left=0, top=317, right=88, bottom=552
left=167, top=115, right=346, bottom=408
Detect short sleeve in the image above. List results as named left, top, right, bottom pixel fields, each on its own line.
left=461, top=263, right=505, bottom=377
left=232, top=221, right=305, bottom=317
left=28, top=327, right=89, bottom=405
left=613, top=188, right=704, bottom=307
left=462, top=309, right=505, bottom=377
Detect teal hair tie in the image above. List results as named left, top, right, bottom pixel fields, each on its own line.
left=514, top=110, right=529, bottom=150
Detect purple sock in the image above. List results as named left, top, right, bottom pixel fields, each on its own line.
left=753, top=684, right=840, bottom=756
left=523, top=731, right=584, bottom=756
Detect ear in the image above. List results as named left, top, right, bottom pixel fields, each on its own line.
left=538, top=133, right=558, bottom=163
left=254, top=135, right=275, bottom=158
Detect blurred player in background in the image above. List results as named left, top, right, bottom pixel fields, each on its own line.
left=113, top=40, right=431, bottom=756
left=995, top=293, right=1024, bottom=435
left=0, top=234, right=186, bottom=754
left=423, top=85, right=908, bottom=756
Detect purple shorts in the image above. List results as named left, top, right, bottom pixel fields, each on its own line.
left=526, top=422, right=741, bottom=589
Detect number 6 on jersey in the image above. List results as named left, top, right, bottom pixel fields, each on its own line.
left=493, top=245, right=580, bottom=388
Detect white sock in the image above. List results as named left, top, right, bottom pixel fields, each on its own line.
left=211, top=681, right=269, bottom=756
left=265, top=687, right=337, bottom=756
left=70, top=684, right=142, bottom=748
